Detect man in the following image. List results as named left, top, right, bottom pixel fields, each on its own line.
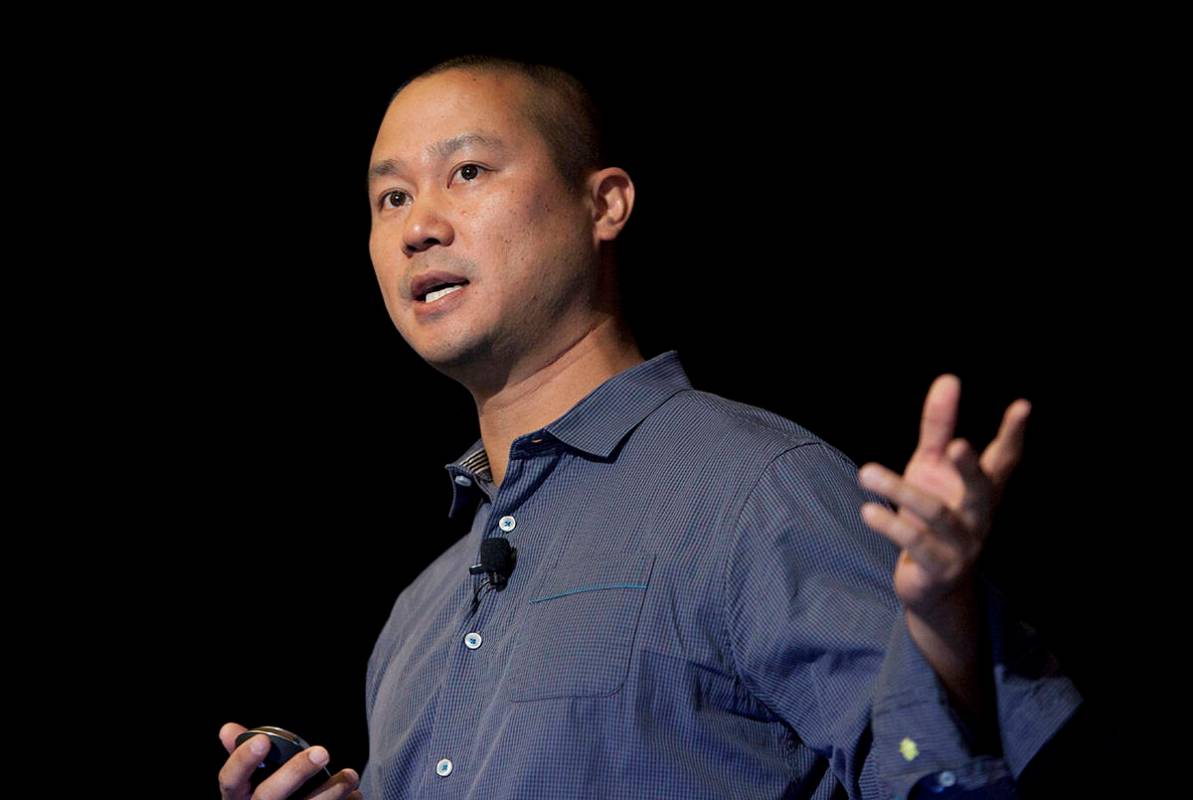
left=218, top=55, right=1082, bottom=799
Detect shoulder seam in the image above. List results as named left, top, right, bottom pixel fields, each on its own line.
left=685, top=389, right=823, bottom=448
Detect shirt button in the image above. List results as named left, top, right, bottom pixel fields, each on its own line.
left=436, top=758, right=453, bottom=776
left=464, top=631, right=483, bottom=649
left=937, top=770, right=956, bottom=789
left=498, top=515, right=516, bottom=532
left=454, top=475, right=472, bottom=487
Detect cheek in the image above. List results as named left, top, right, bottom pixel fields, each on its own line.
left=468, top=194, right=536, bottom=269
left=368, top=227, right=386, bottom=269
left=484, top=188, right=575, bottom=261
left=474, top=189, right=539, bottom=235
left=368, top=231, right=403, bottom=309
left=522, top=186, right=567, bottom=231
left=370, top=223, right=406, bottom=274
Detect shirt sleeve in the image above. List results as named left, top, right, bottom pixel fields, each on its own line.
left=722, top=441, right=1084, bottom=799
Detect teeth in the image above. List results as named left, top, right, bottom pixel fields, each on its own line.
left=424, top=284, right=465, bottom=303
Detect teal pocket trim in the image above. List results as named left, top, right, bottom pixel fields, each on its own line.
left=529, top=583, right=648, bottom=604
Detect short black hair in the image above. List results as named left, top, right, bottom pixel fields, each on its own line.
left=389, top=54, right=608, bottom=198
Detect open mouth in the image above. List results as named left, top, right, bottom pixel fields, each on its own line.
left=418, top=280, right=469, bottom=303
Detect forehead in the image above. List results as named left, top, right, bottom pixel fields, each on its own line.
left=374, top=69, right=536, bottom=157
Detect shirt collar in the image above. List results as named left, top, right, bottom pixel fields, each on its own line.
left=442, top=349, right=693, bottom=519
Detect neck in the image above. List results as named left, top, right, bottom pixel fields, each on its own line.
left=471, top=316, right=643, bottom=487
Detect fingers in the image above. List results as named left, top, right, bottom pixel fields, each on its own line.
left=306, top=768, right=363, bottom=799
left=858, top=463, right=980, bottom=584
left=980, top=398, right=1032, bottom=492
left=252, top=745, right=354, bottom=800
left=218, top=728, right=268, bottom=800
left=217, top=722, right=361, bottom=800
left=859, top=463, right=960, bottom=539
left=947, top=438, right=989, bottom=497
left=860, top=502, right=958, bottom=580
left=917, top=374, right=961, bottom=457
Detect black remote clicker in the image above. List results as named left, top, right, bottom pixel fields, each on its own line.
left=234, top=725, right=336, bottom=799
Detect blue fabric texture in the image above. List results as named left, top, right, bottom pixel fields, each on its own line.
left=359, top=350, right=1083, bottom=799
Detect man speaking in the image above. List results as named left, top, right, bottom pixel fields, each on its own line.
left=218, top=54, right=1082, bottom=800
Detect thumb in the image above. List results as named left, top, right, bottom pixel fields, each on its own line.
left=979, top=399, right=1032, bottom=499
left=220, top=722, right=249, bottom=755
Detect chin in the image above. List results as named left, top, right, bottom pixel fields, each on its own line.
left=413, top=336, right=489, bottom=375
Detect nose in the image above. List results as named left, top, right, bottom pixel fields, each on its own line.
left=402, top=190, right=455, bottom=256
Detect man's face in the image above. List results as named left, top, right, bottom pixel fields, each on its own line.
left=367, top=69, right=600, bottom=379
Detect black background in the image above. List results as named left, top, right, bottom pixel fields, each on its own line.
left=33, top=26, right=1156, bottom=798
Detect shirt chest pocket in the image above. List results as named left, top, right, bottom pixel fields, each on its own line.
left=506, top=552, right=656, bottom=703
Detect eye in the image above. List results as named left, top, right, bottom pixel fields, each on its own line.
left=378, top=164, right=488, bottom=211
left=380, top=189, right=409, bottom=210
left=453, top=163, right=487, bottom=183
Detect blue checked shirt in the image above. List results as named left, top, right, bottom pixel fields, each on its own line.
left=360, top=350, right=1082, bottom=799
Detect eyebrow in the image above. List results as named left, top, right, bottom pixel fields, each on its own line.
left=366, top=131, right=507, bottom=193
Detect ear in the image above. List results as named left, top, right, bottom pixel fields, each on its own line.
left=586, top=167, right=635, bottom=247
